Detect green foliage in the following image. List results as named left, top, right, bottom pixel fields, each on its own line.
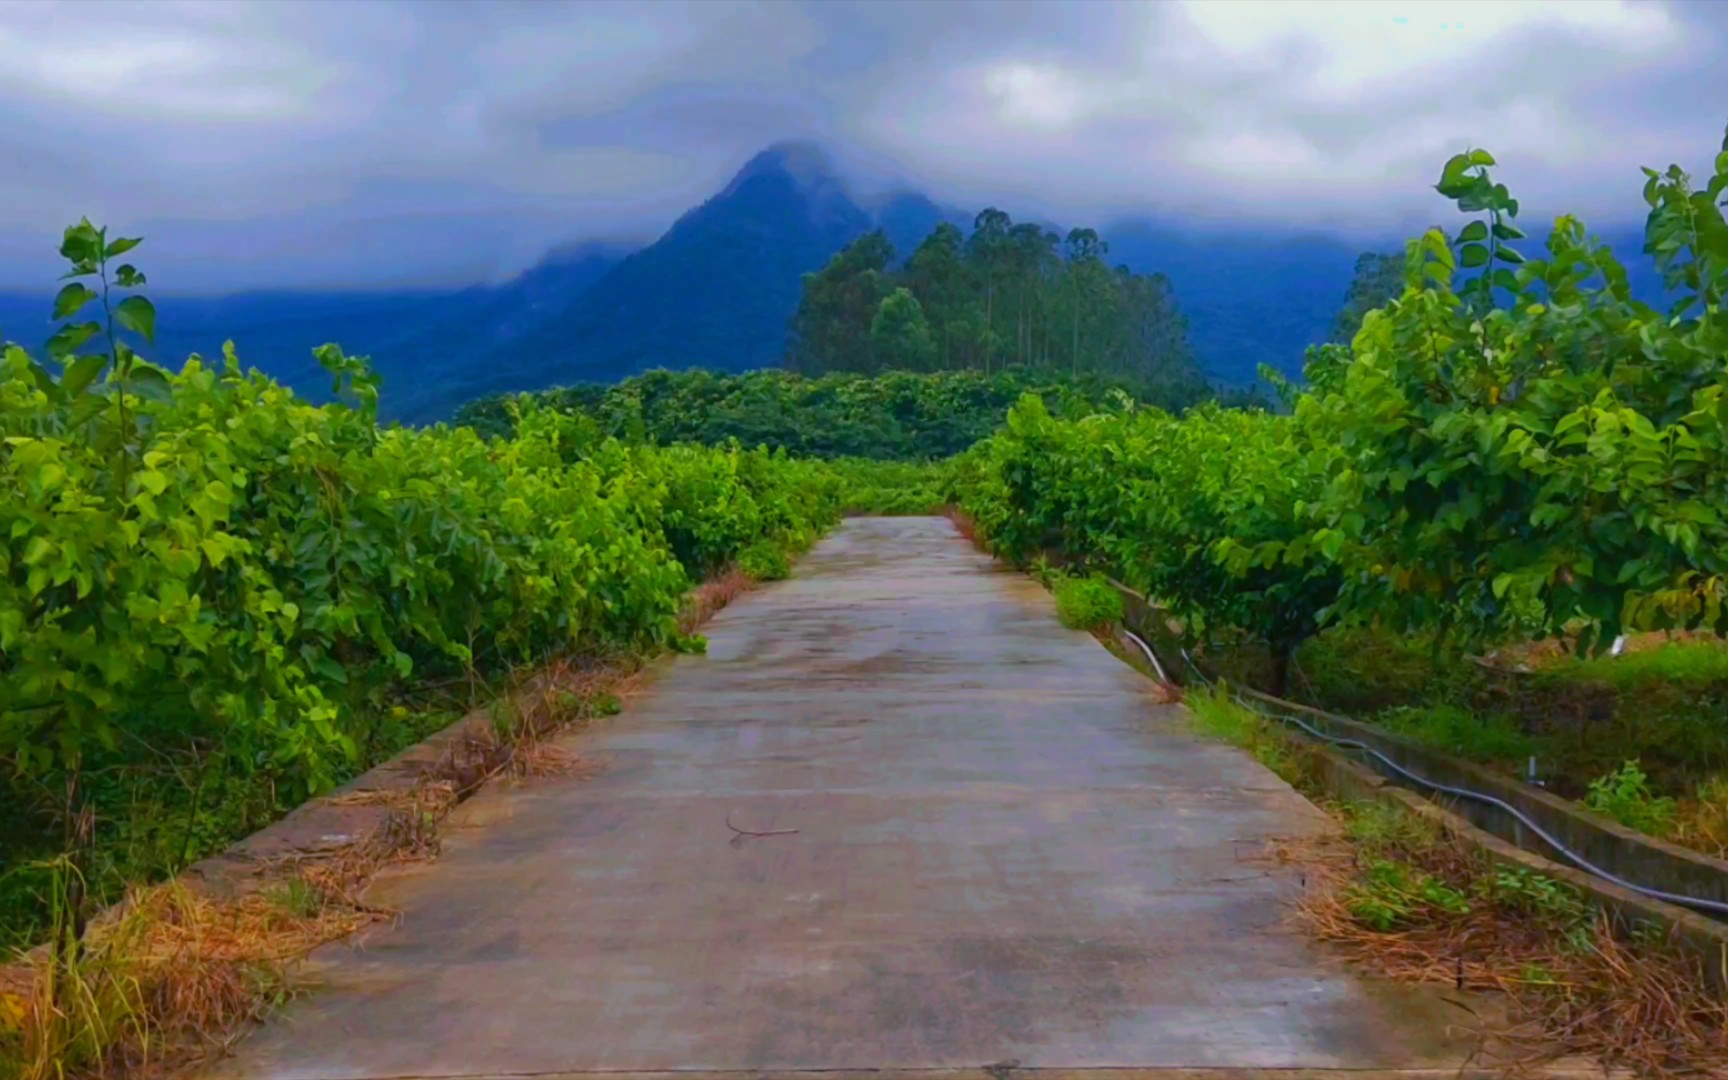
left=869, top=288, right=938, bottom=371
left=958, top=126, right=1728, bottom=704
left=1344, top=858, right=1472, bottom=931
left=1475, top=866, right=1588, bottom=929
left=1584, top=761, right=1678, bottom=836
left=1376, top=704, right=1544, bottom=767
left=1052, top=574, right=1123, bottom=632
left=1180, top=686, right=1304, bottom=784
left=1565, top=639, right=1728, bottom=690
left=737, top=541, right=791, bottom=582
left=1, top=223, right=842, bottom=951
left=826, top=458, right=949, bottom=515
left=787, top=208, right=1205, bottom=393
left=1298, top=128, right=1728, bottom=655
left=454, top=367, right=1202, bottom=461
left=957, top=393, right=1338, bottom=694
left=1331, top=251, right=1405, bottom=345
left=1340, top=800, right=1443, bottom=857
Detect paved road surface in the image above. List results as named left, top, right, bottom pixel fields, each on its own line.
left=215, top=516, right=1496, bottom=1079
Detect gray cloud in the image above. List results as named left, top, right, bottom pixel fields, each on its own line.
left=0, top=0, right=1721, bottom=291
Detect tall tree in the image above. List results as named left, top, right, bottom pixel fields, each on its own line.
left=1063, top=228, right=1110, bottom=374
left=787, top=231, right=895, bottom=374
left=870, top=288, right=938, bottom=371
left=903, top=223, right=977, bottom=369
left=782, top=209, right=1198, bottom=387
left=966, top=209, right=1011, bottom=371
left=1331, top=252, right=1403, bottom=344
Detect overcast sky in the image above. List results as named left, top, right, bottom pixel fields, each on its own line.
left=0, top=0, right=1722, bottom=292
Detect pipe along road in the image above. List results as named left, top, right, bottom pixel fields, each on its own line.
left=213, top=516, right=1537, bottom=1080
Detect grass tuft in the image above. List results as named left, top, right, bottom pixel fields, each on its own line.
left=1052, top=574, right=1124, bottom=632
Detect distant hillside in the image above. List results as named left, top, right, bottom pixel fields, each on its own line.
left=0, top=140, right=1666, bottom=423
left=430, top=142, right=880, bottom=415
left=0, top=241, right=629, bottom=416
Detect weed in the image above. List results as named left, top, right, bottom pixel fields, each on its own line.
left=1343, top=858, right=1471, bottom=931
left=262, top=879, right=321, bottom=920
left=1473, top=867, right=1587, bottom=929
left=1297, top=802, right=1728, bottom=1075
left=1338, top=800, right=1443, bottom=857
left=1053, top=574, right=1124, bottom=632
left=1375, top=703, right=1542, bottom=767
left=1182, top=686, right=1313, bottom=788
left=1584, top=760, right=1677, bottom=836
left=1671, top=775, right=1728, bottom=858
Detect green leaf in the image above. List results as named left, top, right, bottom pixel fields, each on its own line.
left=1460, top=244, right=1489, bottom=269
left=46, top=321, right=100, bottom=358
left=115, top=295, right=156, bottom=343
left=104, top=236, right=142, bottom=258
left=61, top=354, right=107, bottom=396
left=1467, top=149, right=1496, bottom=167
left=53, top=282, right=98, bottom=320
left=1495, top=246, right=1526, bottom=264
left=1459, top=221, right=1489, bottom=242
left=126, top=364, right=173, bottom=402
left=1491, top=222, right=1526, bottom=241
left=67, top=392, right=109, bottom=427
left=59, top=220, right=103, bottom=265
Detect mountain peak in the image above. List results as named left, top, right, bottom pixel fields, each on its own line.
left=721, top=140, right=845, bottom=198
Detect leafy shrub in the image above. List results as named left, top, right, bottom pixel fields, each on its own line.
left=957, top=125, right=1728, bottom=704
left=454, top=367, right=1189, bottom=460
left=828, top=457, right=950, bottom=515
left=1298, top=132, right=1728, bottom=654
left=0, top=222, right=842, bottom=950
left=1053, top=574, right=1123, bottom=631
left=1584, top=761, right=1678, bottom=835
left=737, top=541, right=791, bottom=582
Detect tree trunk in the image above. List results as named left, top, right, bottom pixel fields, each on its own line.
left=983, top=282, right=994, bottom=373
left=1268, top=644, right=1292, bottom=699
left=1072, top=300, right=1080, bottom=374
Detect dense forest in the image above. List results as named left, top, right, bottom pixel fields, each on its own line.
left=453, top=366, right=1228, bottom=460
left=786, top=210, right=1195, bottom=389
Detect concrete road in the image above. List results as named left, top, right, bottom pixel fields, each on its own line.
left=214, top=516, right=1495, bottom=1079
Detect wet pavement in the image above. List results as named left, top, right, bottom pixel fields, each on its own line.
left=213, top=517, right=1500, bottom=1079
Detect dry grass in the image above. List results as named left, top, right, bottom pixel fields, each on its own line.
left=678, top=567, right=751, bottom=636
left=0, top=805, right=422, bottom=1079
left=1290, top=806, right=1728, bottom=1077
left=945, top=507, right=983, bottom=549
left=0, top=656, right=639, bottom=1079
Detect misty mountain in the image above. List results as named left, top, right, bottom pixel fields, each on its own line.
left=0, top=140, right=1666, bottom=423
left=0, top=242, right=629, bottom=415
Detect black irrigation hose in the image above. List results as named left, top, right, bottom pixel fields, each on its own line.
left=1120, top=627, right=1728, bottom=920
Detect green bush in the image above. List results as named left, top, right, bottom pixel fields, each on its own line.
left=453, top=367, right=1192, bottom=460
left=1053, top=574, right=1124, bottom=631
left=0, top=222, right=842, bottom=950
left=738, top=541, right=792, bottom=582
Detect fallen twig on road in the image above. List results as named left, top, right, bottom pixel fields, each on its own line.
left=725, top=813, right=800, bottom=848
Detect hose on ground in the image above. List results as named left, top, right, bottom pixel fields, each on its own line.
left=1115, top=627, right=1728, bottom=920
